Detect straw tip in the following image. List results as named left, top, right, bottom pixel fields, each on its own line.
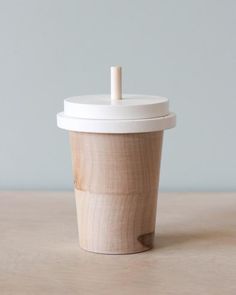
left=111, top=65, right=122, bottom=70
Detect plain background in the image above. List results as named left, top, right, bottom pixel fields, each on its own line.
left=0, top=0, right=235, bottom=191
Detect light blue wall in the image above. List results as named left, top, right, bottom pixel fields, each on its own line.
left=0, top=0, right=235, bottom=190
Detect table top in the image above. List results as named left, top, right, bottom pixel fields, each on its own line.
left=0, top=192, right=235, bottom=295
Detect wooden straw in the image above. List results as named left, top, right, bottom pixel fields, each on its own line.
left=111, top=66, right=122, bottom=100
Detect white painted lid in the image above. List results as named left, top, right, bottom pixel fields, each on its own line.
left=64, top=94, right=169, bottom=120
left=57, top=66, right=176, bottom=133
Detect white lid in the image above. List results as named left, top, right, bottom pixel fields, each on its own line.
left=57, top=67, right=176, bottom=133
left=64, top=94, right=169, bottom=120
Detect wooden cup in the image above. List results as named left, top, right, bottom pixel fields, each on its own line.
left=70, top=131, right=163, bottom=254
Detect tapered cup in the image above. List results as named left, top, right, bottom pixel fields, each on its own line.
left=57, top=68, right=176, bottom=254
left=69, top=131, right=163, bottom=254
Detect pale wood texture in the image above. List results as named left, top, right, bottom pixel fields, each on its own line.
left=70, top=131, right=163, bottom=254
left=111, top=66, right=122, bottom=100
left=0, top=192, right=236, bottom=295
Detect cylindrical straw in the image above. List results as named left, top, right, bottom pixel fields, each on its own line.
left=111, top=66, right=122, bottom=101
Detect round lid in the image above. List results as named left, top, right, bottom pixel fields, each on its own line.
left=64, top=94, right=169, bottom=120
left=57, top=66, right=176, bottom=133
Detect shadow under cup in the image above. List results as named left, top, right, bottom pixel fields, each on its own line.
left=70, top=131, right=163, bottom=254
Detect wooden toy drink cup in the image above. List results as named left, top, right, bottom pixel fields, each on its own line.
left=57, top=67, right=176, bottom=254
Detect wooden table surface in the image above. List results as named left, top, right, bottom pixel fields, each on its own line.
left=0, top=192, right=235, bottom=295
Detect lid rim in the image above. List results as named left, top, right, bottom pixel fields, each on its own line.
left=57, top=112, right=176, bottom=134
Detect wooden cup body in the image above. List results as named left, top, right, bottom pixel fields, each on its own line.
left=70, top=131, right=163, bottom=254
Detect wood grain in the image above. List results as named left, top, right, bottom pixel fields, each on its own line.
left=70, top=131, right=163, bottom=254
left=1, top=192, right=236, bottom=295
